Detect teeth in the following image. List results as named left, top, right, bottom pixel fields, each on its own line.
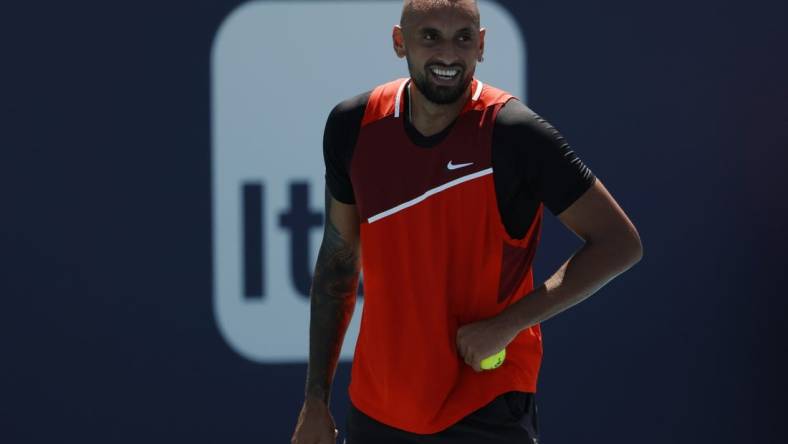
left=431, top=67, right=459, bottom=78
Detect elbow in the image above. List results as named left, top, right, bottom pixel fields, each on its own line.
left=631, top=241, right=644, bottom=265
left=625, top=231, right=644, bottom=266
left=615, top=221, right=643, bottom=265
left=590, top=230, right=643, bottom=267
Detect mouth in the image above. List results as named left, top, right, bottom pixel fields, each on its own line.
left=428, top=65, right=462, bottom=82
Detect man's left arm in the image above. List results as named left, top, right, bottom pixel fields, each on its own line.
left=457, top=178, right=642, bottom=371
left=498, top=177, right=643, bottom=332
left=456, top=99, right=643, bottom=371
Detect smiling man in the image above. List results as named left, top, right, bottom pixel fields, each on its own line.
left=291, top=1, right=643, bottom=443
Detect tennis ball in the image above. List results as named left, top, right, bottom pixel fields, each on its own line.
left=480, top=349, right=506, bottom=370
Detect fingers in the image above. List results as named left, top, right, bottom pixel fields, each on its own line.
left=464, top=353, right=481, bottom=372
left=319, top=429, right=338, bottom=444
left=456, top=329, right=469, bottom=361
left=457, top=330, right=479, bottom=371
left=456, top=326, right=485, bottom=372
left=460, top=345, right=481, bottom=372
left=290, top=413, right=337, bottom=444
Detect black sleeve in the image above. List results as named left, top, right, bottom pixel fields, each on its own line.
left=322, top=91, right=371, bottom=204
left=492, top=98, right=597, bottom=217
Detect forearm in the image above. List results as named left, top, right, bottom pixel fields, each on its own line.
left=304, top=194, right=361, bottom=405
left=305, top=281, right=357, bottom=405
left=499, top=235, right=642, bottom=333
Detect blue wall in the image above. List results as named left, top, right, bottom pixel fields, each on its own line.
left=3, top=0, right=787, bottom=442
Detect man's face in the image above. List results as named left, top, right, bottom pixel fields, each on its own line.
left=398, top=4, right=484, bottom=105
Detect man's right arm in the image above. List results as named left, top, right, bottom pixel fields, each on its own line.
left=292, top=94, right=366, bottom=444
left=304, top=189, right=361, bottom=404
left=291, top=190, right=360, bottom=444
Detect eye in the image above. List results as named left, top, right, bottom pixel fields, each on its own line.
left=424, top=32, right=437, bottom=41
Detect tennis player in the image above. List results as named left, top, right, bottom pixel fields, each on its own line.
left=291, top=1, right=643, bottom=443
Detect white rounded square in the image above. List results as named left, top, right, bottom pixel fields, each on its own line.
left=211, top=0, right=527, bottom=363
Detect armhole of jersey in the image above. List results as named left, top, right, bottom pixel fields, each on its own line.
left=488, top=92, right=544, bottom=247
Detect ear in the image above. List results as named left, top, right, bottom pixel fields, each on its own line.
left=477, top=27, right=486, bottom=62
left=393, top=25, right=407, bottom=59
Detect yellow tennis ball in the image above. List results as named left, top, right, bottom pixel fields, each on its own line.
left=480, top=349, right=506, bottom=370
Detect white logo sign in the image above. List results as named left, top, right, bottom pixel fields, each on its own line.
left=447, top=160, right=475, bottom=170
left=211, top=0, right=528, bottom=363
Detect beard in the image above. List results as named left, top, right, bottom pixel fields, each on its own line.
left=407, top=58, right=474, bottom=105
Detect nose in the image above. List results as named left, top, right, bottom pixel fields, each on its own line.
left=431, top=41, right=463, bottom=67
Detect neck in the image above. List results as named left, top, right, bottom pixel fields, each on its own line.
left=408, top=80, right=472, bottom=137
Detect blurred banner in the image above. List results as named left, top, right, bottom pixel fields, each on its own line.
left=211, top=0, right=524, bottom=364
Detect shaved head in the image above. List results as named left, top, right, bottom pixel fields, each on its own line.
left=393, top=0, right=485, bottom=105
left=400, top=0, right=480, bottom=30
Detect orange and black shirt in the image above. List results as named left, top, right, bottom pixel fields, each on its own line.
left=323, top=78, right=596, bottom=434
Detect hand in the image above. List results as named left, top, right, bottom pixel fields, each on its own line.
left=456, top=315, right=519, bottom=372
left=291, top=396, right=339, bottom=444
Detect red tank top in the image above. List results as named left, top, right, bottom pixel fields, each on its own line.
left=348, top=77, right=544, bottom=434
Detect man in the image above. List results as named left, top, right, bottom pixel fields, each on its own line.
left=291, top=1, right=643, bottom=443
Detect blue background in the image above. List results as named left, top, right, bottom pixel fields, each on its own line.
left=3, top=0, right=787, bottom=442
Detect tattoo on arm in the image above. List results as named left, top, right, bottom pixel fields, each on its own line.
left=304, top=190, right=360, bottom=405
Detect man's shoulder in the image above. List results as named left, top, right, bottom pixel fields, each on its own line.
left=490, top=94, right=562, bottom=139
left=491, top=97, right=569, bottom=154
left=330, top=78, right=409, bottom=127
left=468, top=79, right=518, bottom=114
left=474, top=81, right=541, bottom=127
left=494, top=97, right=536, bottom=127
left=330, top=90, right=372, bottom=118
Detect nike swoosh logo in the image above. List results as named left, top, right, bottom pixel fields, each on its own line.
left=447, top=160, right=474, bottom=170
